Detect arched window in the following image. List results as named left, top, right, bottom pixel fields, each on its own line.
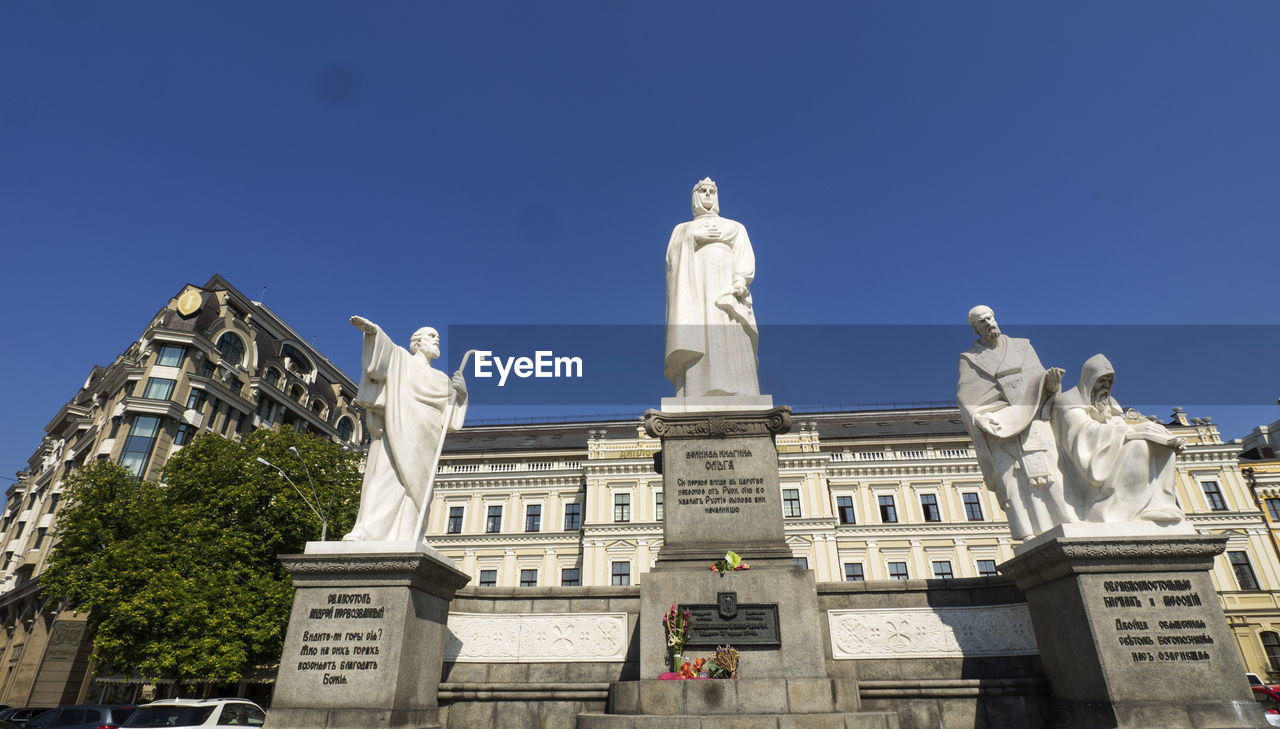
left=264, top=367, right=281, bottom=386
left=336, top=417, right=354, bottom=442
left=216, top=332, right=245, bottom=367
left=1262, top=632, right=1280, bottom=671
left=310, top=398, right=328, bottom=419
left=280, top=343, right=313, bottom=376
left=290, top=384, right=307, bottom=402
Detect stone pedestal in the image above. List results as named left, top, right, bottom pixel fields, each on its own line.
left=577, top=407, right=899, bottom=728
left=999, top=535, right=1267, bottom=729
left=266, top=548, right=470, bottom=729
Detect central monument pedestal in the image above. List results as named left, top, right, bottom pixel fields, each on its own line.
left=1000, top=534, right=1266, bottom=729
left=579, top=406, right=898, bottom=729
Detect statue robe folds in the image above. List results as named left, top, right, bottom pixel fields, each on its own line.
left=345, top=325, right=466, bottom=542
left=957, top=336, right=1075, bottom=539
left=1052, top=355, right=1182, bottom=524
left=664, top=213, right=760, bottom=397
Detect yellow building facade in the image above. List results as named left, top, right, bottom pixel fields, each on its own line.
left=426, top=407, right=1280, bottom=680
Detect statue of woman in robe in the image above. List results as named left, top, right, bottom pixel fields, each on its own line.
left=664, top=178, right=760, bottom=399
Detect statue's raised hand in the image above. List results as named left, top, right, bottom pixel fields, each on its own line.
left=350, top=315, right=378, bottom=335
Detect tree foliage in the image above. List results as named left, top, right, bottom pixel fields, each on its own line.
left=42, top=428, right=363, bottom=683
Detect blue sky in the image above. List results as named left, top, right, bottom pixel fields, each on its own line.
left=2, top=2, right=1278, bottom=482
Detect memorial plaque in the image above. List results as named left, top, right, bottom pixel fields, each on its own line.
left=682, top=601, right=781, bottom=648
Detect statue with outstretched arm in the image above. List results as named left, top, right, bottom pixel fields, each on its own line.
left=343, top=316, right=467, bottom=543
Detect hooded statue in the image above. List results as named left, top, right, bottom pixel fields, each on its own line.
left=664, top=178, right=760, bottom=398
left=1051, top=354, right=1184, bottom=524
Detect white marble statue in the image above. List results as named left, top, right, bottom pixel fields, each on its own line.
left=343, top=317, right=467, bottom=542
left=956, top=306, right=1075, bottom=539
left=1052, top=354, right=1185, bottom=524
left=664, top=178, right=760, bottom=398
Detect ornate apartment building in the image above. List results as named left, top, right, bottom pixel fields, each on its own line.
left=426, top=406, right=1280, bottom=680
left=0, top=274, right=362, bottom=706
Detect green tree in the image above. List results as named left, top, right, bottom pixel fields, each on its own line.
left=42, top=428, right=362, bottom=683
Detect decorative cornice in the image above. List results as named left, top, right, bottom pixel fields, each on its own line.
left=279, top=551, right=470, bottom=596
left=999, top=535, right=1228, bottom=590
left=643, top=407, right=791, bottom=440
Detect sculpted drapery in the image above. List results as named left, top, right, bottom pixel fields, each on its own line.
left=957, top=332, right=1074, bottom=540
left=343, top=321, right=467, bottom=543
left=1052, top=354, right=1183, bottom=524
left=664, top=178, right=760, bottom=398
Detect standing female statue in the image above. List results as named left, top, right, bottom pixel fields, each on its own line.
left=664, top=178, right=761, bottom=399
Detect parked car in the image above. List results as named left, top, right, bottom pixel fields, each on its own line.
left=121, top=699, right=265, bottom=728
left=0, top=708, right=50, bottom=727
left=23, top=705, right=136, bottom=729
left=1253, top=685, right=1280, bottom=727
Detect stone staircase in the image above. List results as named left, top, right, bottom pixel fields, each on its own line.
left=576, top=678, right=899, bottom=729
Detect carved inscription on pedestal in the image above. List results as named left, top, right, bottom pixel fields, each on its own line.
left=1099, top=579, right=1219, bottom=665
left=662, top=435, right=783, bottom=547
left=293, top=591, right=388, bottom=687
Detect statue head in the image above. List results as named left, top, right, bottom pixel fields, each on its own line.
left=409, top=327, right=440, bottom=360
left=691, top=177, right=719, bottom=217
left=1077, top=354, right=1118, bottom=422
left=967, top=305, right=1000, bottom=346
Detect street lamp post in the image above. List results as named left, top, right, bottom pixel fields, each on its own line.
left=256, top=456, right=329, bottom=541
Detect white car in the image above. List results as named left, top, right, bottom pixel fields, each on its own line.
left=120, top=699, right=265, bottom=728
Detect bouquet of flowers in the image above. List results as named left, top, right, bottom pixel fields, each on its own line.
left=710, top=550, right=750, bottom=574
left=707, top=645, right=739, bottom=678
left=663, top=603, right=690, bottom=656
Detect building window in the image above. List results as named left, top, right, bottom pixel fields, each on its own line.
left=1202, top=481, right=1228, bottom=511
left=655, top=491, right=664, bottom=521
left=843, top=563, right=865, bottom=581
left=174, top=424, right=194, bottom=446
left=447, top=507, right=464, bottom=534
left=878, top=495, right=898, bottom=523
left=525, top=504, right=542, bottom=532
left=932, top=561, right=954, bottom=579
left=216, top=332, right=246, bottom=367
left=783, top=489, right=802, bottom=518
left=519, top=569, right=537, bottom=588
left=836, top=496, right=856, bottom=524
left=264, top=367, right=281, bottom=386
left=564, top=502, right=581, bottom=531
left=920, top=494, right=940, bottom=522
left=887, top=561, right=909, bottom=580
left=962, top=493, right=984, bottom=521
left=198, top=360, right=216, bottom=378
left=478, top=570, right=497, bottom=587
left=976, top=559, right=998, bottom=577
left=485, top=505, right=502, bottom=533
left=32, top=528, right=47, bottom=550
left=792, top=557, right=809, bottom=569
left=1262, top=632, right=1280, bottom=672
left=611, top=561, right=630, bottom=586
left=119, top=415, right=163, bottom=478
left=142, top=377, right=176, bottom=400
left=1229, top=551, right=1261, bottom=590
left=336, top=417, right=354, bottom=442
left=1267, top=498, right=1280, bottom=522
left=186, top=389, right=208, bottom=411
left=561, top=568, right=581, bottom=587
left=281, top=343, right=313, bottom=375
left=156, top=344, right=186, bottom=367
left=614, top=493, right=631, bottom=522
